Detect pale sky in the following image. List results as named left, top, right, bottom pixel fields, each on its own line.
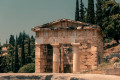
left=0, top=0, right=120, bottom=44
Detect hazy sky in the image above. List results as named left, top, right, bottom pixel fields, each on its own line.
left=0, top=0, right=120, bottom=44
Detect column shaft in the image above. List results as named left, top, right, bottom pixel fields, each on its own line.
left=35, top=44, right=41, bottom=73
left=72, top=43, right=80, bottom=73
left=52, top=44, right=60, bottom=73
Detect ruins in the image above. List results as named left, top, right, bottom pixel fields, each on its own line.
left=32, top=19, right=104, bottom=73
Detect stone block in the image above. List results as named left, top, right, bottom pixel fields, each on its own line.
left=35, top=54, right=40, bottom=58
left=53, top=62, right=60, bottom=73
left=113, top=63, right=120, bottom=69
left=91, top=66, right=97, bottom=69
left=105, top=68, right=120, bottom=75
left=35, top=62, right=40, bottom=66
left=35, top=69, right=40, bottom=73
left=35, top=58, right=40, bottom=62
left=91, top=46, right=97, bottom=52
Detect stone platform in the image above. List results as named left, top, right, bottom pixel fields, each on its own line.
left=0, top=73, right=120, bottom=80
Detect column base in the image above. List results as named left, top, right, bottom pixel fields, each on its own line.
left=53, top=62, right=59, bottom=73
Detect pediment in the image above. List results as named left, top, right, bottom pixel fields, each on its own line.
left=33, top=18, right=89, bottom=30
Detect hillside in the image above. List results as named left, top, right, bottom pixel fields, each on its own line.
left=85, top=40, right=120, bottom=74
left=104, top=40, right=120, bottom=57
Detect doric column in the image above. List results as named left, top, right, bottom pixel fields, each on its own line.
left=35, top=44, right=41, bottom=73
left=71, top=43, right=80, bottom=73
left=61, top=46, right=64, bottom=73
left=51, top=44, right=60, bottom=73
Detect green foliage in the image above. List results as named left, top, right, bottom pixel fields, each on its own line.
left=14, top=42, right=19, bottom=73
left=87, top=0, right=95, bottom=24
left=0, top=45, right=1, bottom=54
left=18, top=32, right=23, bottom=47
left=96, top=0, right=103, bottom=29
left=25, top=56, right=33, bottom=64
left=18, top=63, right=35, bottom=73
left=0, top=55, right=11, bottom=73
left=8, top=44, right=14, bottom=72
left=102, top=0, right=120, bottom=43
left=9, top=35, right=15, bottom=47
left=21, top=40, right=25, bottom=67
left=80, top=0, right=85, bottom=22
left=28, top=38, right=31, bottom=56
left=0, top=31, right=35, bottom=73
left=75, top=0, right=80, bottom=21
left=104, top=38, right=112, bottom=43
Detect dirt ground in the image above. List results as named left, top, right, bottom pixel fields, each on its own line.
left=0, top=73, right=120, bottom=80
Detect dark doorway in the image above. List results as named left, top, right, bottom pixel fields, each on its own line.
left=60, top=44, right=73, bottom=73
left=43, top=44, right=53, bottom=73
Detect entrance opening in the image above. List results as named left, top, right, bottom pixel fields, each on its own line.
left=43, top=44, right=53, bottom=73
left=60, top=44, right=73, bottom=73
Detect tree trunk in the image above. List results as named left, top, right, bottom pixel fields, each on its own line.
left=114, top=34, right=119, bottom=44
left=116, top=39, right=119, bottom=44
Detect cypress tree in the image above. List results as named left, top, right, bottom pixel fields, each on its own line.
left=14, top=40, right=19, bottom=72
left=11, top=48, right=14, bottom=72
left=96, top=0, right=103, bottom=29
left=80, top=0, right=85, bottom=22
left=75, top=0, right=80, bottom=21
left=9, top=35, right=15, bottom=47
left=6, top=40, right=8, bottom=44
left=87, top=0, right=95, bottom=24
left=21, top=39, right=25, bottom=66
left=18, top=32, right=23, bottom=47
left=0, top=43, right=1, bottom=53
left=28, top=38, right=31, bottom=56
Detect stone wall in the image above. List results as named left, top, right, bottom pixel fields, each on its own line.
left=34, top=20, right=104, bottom=73
left=78, top=29, right=98, bottom=71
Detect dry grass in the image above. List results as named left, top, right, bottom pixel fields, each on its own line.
left=84, top=62, right=114, bottom=74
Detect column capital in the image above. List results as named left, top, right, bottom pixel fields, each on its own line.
left=71, top=43, right=80, bottom=46
left=35, top=44, right=42, bottom=48
left=35, top=44, right=41, bottom=46
left=51, top=43, right=59, bottom=48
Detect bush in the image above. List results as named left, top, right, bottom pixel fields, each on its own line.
left=107, top=53, right=120, bottom=59
left=18, top=63, right=35, bottom=73
left=8, top=71, right=13, bottom=73
left=103, top=53, right=120, bottom=63
left=104, top=38, right=112, bottom=43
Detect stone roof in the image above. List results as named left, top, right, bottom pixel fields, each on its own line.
left=32, top=18, right=101, bottom=32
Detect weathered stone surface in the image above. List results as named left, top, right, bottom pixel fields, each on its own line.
left=32, top=19, right=104, bottom=73
left=110, top=57, right=119, bottom=63
left=113, top=63, right=120, bottom=69
left=105, top=68, right=120, bottom=75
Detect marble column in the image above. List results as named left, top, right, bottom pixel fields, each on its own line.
left=71, top=43, right=80, bottom=73
left=52, top=44, right=60, bottom=73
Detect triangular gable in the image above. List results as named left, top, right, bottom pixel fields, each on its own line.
left=34, top=18, right=88, bottom=29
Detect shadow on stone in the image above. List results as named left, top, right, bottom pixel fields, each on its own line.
left=70, top=77, right=89, bottom=80
left=16, top=76, right=41, bottom=79
left=45, top=75, right=53, bottom=80
left=2, top=76, right=10, bottom=80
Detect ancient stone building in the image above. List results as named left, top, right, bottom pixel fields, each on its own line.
left=32, top=19, right=104, bottom=73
